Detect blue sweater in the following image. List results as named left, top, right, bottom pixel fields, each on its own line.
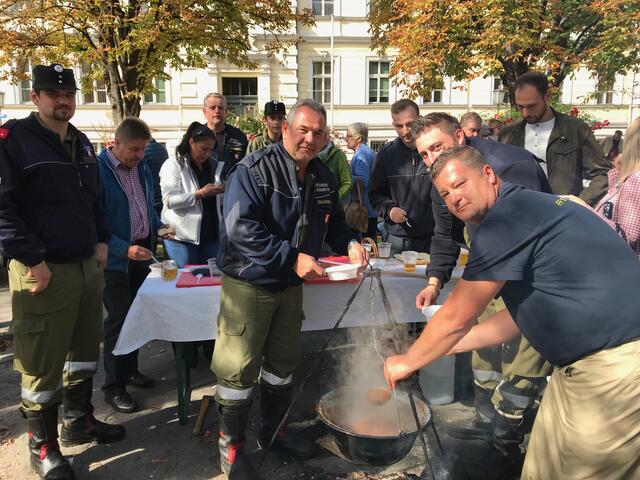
left=349, top=143, right=376, bottom=217
left=98, top=149, right=161, bottom=273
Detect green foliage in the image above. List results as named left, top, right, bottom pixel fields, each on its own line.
left=0, top=1, right=314, bottom=123
left=226, top=108, right=264, bottom=136
left=368, top=0, right=640, bottom=107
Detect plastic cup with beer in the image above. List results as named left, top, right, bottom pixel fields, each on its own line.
left=161, top=259, right=178, bottom=281
left=402, top=250, right=418, bottom=272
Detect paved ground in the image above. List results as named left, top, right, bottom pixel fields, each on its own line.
left=0, top=268, right=508, bottom=480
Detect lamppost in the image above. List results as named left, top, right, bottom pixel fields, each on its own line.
left=492, top=89, right=506, bottom=115
left=0, top=91, right=5, bottom=125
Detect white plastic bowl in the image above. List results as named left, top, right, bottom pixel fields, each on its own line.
left=325, top=263, right=358, bottom=281
left=148, top=263, right=162, bottom=278
left=421, top=305, right=442, bottom=320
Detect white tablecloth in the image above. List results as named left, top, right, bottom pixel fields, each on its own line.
left=113, top=261, right=463, bottom=355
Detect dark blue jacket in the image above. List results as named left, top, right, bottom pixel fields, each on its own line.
left=0, top=113, right=109, bottom=266
left=427, top=137, right=552, bottom=285
left=217, top=142, right=355, bottom=291
left=143, top=139, right=169, bottom=212
left=97, top=149, right=161, bottom=273
left=369, top=137, right=435, bottom=239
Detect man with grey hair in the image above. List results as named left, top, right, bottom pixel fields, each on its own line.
left=346, top=122, right=378, bottom=238
left=460, top=111, right=483, bottom=138
left=212, top=98, right=367, bottom=479
left=202, top=92, right=248, bottom=178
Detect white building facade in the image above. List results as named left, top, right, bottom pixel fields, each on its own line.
left=0, top=0, right=638, bottom=154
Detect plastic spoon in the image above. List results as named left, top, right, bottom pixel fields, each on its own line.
left=195, top=273, right=203, bottom=285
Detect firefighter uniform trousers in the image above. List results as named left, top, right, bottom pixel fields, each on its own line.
left=211, top=275, right=303, bottom=405
left=472, top=297, right=552, bottom=420
left=9, top=258, right=103, bottom=411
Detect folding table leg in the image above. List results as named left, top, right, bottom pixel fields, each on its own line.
left=174, top=342, right=193, bottom=425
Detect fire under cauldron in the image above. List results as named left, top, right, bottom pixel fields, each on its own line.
left=317, top=386, right=431, bottom=466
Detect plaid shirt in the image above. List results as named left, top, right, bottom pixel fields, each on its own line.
left=595, top=169, right=640, bottom=256
left=106, top=148, right=150, bottom=242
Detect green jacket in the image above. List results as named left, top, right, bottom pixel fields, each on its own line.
left=246, top=129, right=278, bottom=155
left=318, top=143, right=352, bottom=202
left=499, top=109, right=610, bottom=206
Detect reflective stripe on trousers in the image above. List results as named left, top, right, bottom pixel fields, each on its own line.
left=259, top=368, right=293, bottom=387
left=216, top=384, right=254, bottom=402
left=21, top=379, right=62, bottom=404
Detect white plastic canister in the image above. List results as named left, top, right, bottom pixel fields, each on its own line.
left=418, top=305, right=455, bottom=405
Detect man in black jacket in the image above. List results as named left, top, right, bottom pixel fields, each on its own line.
left=412, top=113, right=552, bottom=478
left=369, top=99, right=434, bottom=253
left=212, top=99, right=366, bottom=479
left=0, top=64, right=125, bottom=480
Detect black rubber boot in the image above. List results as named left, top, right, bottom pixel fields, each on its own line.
left=463, top=413, right=525, bottom=480
left=24, top=406, right=76, bottom=480
left=218, top=403, right=262, bottom=480
left=449, top=384, right=495, bottom=441
left=59, top=379, right=126, bottom=447
left=257, top=384, right=316, bottom=460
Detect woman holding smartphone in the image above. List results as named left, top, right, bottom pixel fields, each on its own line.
left=160, top=122, right=223, bottom=267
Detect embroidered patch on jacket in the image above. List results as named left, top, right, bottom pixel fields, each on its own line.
left=0, top=128, right=10, bottom=140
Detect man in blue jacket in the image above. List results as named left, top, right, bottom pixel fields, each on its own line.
left=413, top=112, right=552, bottom=478
left=212, top=99, right=367, bottom=479
left=0, top=64, right=125, bottom=480
left=98, top=117, right=163, bottom=413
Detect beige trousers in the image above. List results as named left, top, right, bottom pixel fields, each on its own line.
left=522, top=338, right=640, bottom=479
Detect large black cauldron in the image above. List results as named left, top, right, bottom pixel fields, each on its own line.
left=317, top=386, right=431, bottom=466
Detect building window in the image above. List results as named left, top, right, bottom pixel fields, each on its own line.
left=144, top=78, right=167, bottom=104
left=20, top=61, right=32, bottom=103
left=222, top=77, right=258, bottom=115
left=491, top=77, right=508, bottom=105
left=81, top=65, right=108, bottom=104
left=370, top=140, right=387, bottom=152
left=368, top=60, right=390, bottom=103
left=595, top=90, right=614, bottom=105
left=312, top=61, right=331, bottom=104
left=423, top=90, right=443, bottom=103
left=313, top=0, right=334, bottom=16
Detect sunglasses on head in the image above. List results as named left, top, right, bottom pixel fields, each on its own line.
left=191, top=126, right=214, bottom=139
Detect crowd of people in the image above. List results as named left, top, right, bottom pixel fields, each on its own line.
left=0, top=63, right=638, bottom=480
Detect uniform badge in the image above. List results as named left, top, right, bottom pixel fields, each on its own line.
left=0, top=128, right=10, bottom=140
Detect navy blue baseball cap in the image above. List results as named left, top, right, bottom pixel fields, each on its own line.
left=264, top=100, right=286, bottom=116
left=32, top=64, right=78, bottom=91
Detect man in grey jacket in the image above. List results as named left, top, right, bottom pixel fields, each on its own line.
left=499, top=71, right=610, bottom=206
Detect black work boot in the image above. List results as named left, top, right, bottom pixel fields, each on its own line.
left=217, top=403, right=262, bottom=480
left=257, top=384, right=316, bottom=460
left=59, top=379, right=126, bottom=447
left=463, top=413, right=525, bottom=480
left=24, top=406, right=76, bottom=480
left=449, top=384, right=495, bottom=441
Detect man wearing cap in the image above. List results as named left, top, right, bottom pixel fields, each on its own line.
left=0, top=64, right=125, bottom=480
left=247, top=100, right=286, bottom=155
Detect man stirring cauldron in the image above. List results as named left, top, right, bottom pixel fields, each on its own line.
left=212, top=98, right=367, bottom=479
left=384, top=145, right=640, bottom=480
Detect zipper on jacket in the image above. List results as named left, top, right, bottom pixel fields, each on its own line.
left=295, top=171, right=317, bottom=249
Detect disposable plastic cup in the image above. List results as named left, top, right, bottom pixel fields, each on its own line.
left=377, top=242, right=391, bottom=259
left=402, top=250, right=417, bottom=272
left=207, top=258, right=220, bottom=277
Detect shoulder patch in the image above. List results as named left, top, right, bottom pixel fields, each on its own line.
left=0, top=128, right=10, bottom=140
